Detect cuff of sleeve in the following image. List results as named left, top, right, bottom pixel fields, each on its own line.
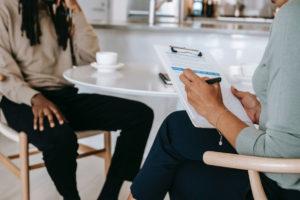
left=72, top=11, right=90, bottom=30
left=236, top=126, right=264, bottom=155
left=21, top=86, right=40, bottom=106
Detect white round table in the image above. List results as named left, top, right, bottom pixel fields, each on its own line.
left=63, top=64, right=177, bottom=97
left=63, top=63, right=179, bottom=159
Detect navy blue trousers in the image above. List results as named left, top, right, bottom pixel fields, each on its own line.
left=131, top=111, right=300, bottom=200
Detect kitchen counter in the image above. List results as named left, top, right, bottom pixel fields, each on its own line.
left=92, top=17, right=269, bottom=84
left=91, top=17, right=271, bottom=36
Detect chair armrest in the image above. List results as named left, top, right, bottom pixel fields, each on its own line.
left=0, top=122, right=20, bottom=142
left=203, top=151, right=300, bottom=173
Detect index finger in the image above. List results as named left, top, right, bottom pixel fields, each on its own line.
left=44, top=109, right=55, bottom=128
left=182, top=69, right=200, bottom=82
left=180, top=73, right=193, bottom=88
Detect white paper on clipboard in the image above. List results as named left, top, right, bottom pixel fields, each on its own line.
left=155, top=45, right=253, bottom=128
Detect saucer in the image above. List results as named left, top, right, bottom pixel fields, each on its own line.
left=91, top=62, right=124, bottom=72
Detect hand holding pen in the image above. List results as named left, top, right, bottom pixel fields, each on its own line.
left=179, top=69, right=226, bottom=126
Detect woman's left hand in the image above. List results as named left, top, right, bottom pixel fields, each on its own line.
left=179, top=69, right=227, bottom=126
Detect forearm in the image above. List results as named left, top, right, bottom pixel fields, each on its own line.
left=71, top=10, right=100, bottom=65
left=214, top=108, right=248, bottom=148
left=0, top=70, right=39, bottom=106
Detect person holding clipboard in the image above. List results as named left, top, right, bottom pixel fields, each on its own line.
left=128, top=0, right=300, bottom=199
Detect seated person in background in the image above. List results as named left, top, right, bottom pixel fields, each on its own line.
left=0, top=0, right=153, bottom=199
left=128, top=0, right=300, bottom=199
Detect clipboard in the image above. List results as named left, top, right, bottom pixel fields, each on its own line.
left=155, top=45, right=253, bottom=128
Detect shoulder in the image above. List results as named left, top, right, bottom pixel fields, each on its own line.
left=0, top=0, right=19, bottom=14
left=0, top=0, right=19, bottom=24
left=266, top=1, right=300, bottom=77
left=276, top=0, right=300, bottom=23
left=271, top=0, right=300, bottom=41
left=0, top=0, right=18, bottom=8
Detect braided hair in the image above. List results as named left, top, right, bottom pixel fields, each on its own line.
left=19, top=0, right=71, bottom=50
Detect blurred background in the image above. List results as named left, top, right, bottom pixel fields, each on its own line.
left=78, top=0, right=275, bottom=24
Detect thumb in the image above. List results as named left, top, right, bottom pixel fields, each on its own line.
left=231, top=86, right=244, bottom=99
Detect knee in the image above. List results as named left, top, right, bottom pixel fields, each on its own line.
left=41, top=124, right=78, bottom=156
left=158, top=111, right=189, bottom=140
left=165, top=111, right=189, bottom=123
left=135, top=102, right=154, bottom=122
left=55, top=124, right=78, bottom=146
left=144, top=104, right=154, bottom=123
left=162, top=111, right=190, bottom=132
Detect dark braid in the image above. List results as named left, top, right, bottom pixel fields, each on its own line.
left=19, top=0, right=71, bottom=50
left=19, top=0, right=41, bottom=45
left=53, top=4, right=70, bottom=50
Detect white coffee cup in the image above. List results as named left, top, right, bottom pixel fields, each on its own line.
left=96, top=52, right=118, bottom=66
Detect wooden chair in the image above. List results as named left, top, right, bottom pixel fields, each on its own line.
left=0, top=121, right=112, bottom=200
left=203, top=151, right=300, bottom=200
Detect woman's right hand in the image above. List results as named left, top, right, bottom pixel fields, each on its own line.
left=231, top=87, right=261, bottom=124
left=31, top=94, right=66, bottom=131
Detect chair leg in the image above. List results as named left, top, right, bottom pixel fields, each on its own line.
left=19, top=132, right=30, bottom=200
left=248, top=170, right=267, bottom=200
left=103, top=131, right=112, bottom=174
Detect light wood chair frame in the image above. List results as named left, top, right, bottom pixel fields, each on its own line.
left=0, top=122, right=112, bottom=200
left=203, top=151, right=300, bottom=200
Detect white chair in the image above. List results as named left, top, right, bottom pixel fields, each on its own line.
left=0, top=121, right=112, bottom=200
left=203, top=151, right=300, bottom=200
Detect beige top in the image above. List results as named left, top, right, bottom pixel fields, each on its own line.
left=0, top=0, right=100, bottom=107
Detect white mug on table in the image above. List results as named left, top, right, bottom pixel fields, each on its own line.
left=96, top=52, right=118, bottom=66
left=92, top=51, right=124, bottom=72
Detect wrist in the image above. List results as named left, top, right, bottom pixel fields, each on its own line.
left=31, top=93, right=42, bottom=106
left=207, top=106, right=228, bottom=127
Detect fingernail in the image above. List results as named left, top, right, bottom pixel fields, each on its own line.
left=40, top=127, right=44, bottom=131
left=51, top=123, right=55, bottom=128
left=60, top=121, right=64, bottom=125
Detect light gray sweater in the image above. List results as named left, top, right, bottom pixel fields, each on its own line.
left=236, top=0, right=300, bottom=191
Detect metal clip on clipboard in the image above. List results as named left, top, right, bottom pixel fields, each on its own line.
left=170, top=45, right=203, bottom=57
